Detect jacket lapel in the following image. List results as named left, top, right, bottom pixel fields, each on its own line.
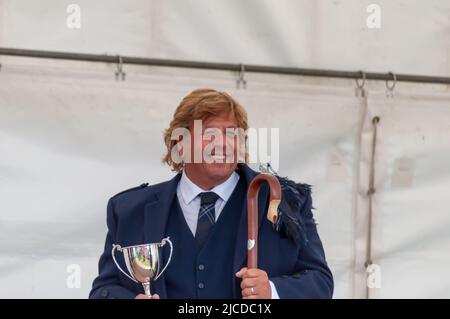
left=143, top=173, right=181, bottom=298
left=142, top=165, right=268, bottom=298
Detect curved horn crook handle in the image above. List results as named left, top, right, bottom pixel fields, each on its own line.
left=247, top=173, right=281, bottom=269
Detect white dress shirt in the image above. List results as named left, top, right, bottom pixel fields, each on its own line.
left=176, top=169, right=280, bottom=299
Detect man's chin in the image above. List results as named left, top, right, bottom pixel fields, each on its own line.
left=203, top=162, right=236, bottom=179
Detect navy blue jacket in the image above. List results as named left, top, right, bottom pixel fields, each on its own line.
left=89, top=164, right=333, bottom=299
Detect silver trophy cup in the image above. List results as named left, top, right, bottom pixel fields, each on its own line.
left=111, top=237, right=173, bottom=296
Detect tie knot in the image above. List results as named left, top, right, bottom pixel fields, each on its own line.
left=200, top=192, right=220, bottom=206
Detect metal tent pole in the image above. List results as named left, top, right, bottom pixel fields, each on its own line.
left=1, top=47, right=450, bottom=85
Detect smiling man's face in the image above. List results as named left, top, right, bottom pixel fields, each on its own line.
left=184, top=111, right=242, bottom=189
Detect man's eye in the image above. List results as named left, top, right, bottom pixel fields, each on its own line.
left=203, top=129, right=215, bottom=139
left=225, top=131, right=236, bottom=137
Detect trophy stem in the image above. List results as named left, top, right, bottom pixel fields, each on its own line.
left=142, top=282, right=151, bottom=296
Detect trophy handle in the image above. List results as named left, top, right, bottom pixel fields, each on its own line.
left=111, top=244, right=139, bottom=284
left=154, top=237, right=173, bottom=281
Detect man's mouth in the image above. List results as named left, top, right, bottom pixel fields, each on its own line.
left=207, top=154, right=234, bottom=163
left=211, top=154, right=226, bottom=161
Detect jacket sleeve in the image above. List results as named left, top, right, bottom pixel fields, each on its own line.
left=269, top=193, right=334, bottom=299
left=89, top=198, right=137, bottom=299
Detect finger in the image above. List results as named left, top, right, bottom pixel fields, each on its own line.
left=135, top=294, right=151, bottom=299
left=242, top=268, right=267, bottom=279
left=235, top=267, right=248, bottom=278
left=242, top=287, right=258, bottom=297
left=151, top=294, right=160, bottom=299
left=245, top=295, right=260, bottom=299
left=240, top=278, right=257, bottom=289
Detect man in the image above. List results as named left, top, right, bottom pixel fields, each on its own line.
left=89, top=88, right=333, bottom=299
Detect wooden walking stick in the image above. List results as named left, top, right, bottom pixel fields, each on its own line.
left=247, top=173, right=282, bottom=269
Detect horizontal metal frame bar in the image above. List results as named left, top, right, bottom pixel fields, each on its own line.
left=1, top=47, right=450, bottom=84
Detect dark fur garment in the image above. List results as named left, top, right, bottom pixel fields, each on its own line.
left=274, top=175, right=312, bottom=250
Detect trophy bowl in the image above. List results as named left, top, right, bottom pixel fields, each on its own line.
left=112, top=237, right=173, bottom=296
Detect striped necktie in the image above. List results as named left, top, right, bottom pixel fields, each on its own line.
left=195, top=192, right=220, bottom=249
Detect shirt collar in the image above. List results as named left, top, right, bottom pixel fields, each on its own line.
left=178, top=169, right=240, bottom=205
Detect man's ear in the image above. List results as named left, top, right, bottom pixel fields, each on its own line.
left=176, top=139, right=184, bottom=158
